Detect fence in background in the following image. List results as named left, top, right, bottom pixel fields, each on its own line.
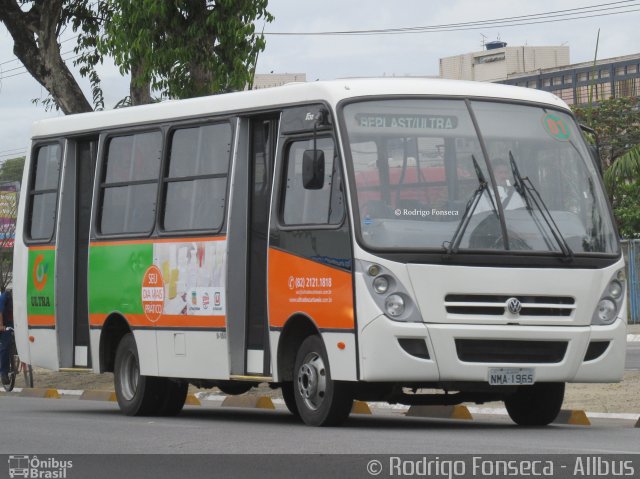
left=622, top=240, right=640, bottom=324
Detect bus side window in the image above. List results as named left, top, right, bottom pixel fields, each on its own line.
left=161, top=122, right=232, bottom=232
left=27, top=143, right=62, bottom=241
left=282, top=137, right=344, bottom=226
left=99, top=131, right=162, bottom=235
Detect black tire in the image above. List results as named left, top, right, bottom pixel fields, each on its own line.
left=156, top=378, right=188, bottom=416
left=2, top=340, right=17, bottom=392
left=505, top=382, right=565, bottom=426
left=281, top=382, right=300, bottom=419
left=216, top=381, right=253, bottom=396
left=293, top=335, right=353, bottom=427
left=114, top=333, right=163, bottom=416
left=23, top=364, right=34, bottom=389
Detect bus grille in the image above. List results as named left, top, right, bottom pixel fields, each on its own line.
left=444, top=294, right=575, bottom=317
left=455, top=339, right=568, bottom=363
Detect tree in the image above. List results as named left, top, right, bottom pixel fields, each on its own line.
left=573, top=97, right=640, bottom=238
left=0, top=157, right=26, bottom=184
left=0, top=0, right=273, bottom=112
left=573, top=96, right=640, bottom=169
left=98, top=0, right=273, bottom=102
left=0, top=0, right=93, bottom=113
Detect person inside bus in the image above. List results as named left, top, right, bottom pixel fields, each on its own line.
left=476, top=157, right=525, bottom=213
left=0, top=289, right=13, bottom=385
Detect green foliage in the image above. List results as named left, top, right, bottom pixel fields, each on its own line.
left=573, top=96, right=640, bottom=168
left=97, top=0, right=274, bottom=100
left=0, top=157, right=25, bottom=183
left=604, top=145, right=640, bottom=192
left=611, top=181, right=640, bottom=239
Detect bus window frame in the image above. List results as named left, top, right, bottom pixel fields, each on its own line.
left=276, top=132, right=347, bottom=231
left=156, top=118, right=235, bottom=238
left=23, top=139, right=65, bottom=245
left=337, top=94, right=621, bottom=266
left=94, top=127, right=164, bottom=240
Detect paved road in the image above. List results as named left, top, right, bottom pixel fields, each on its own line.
left=0, top=396, right=638, bottom=455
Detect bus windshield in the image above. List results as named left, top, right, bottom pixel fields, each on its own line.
left=343, top=98, right=617, bottom=254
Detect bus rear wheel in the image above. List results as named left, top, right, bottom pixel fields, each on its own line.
left=504, top=382, right=565, bottom=426
left=293, top=335, right=352, bottom=427
left=114, top=333, right=187, bottom=416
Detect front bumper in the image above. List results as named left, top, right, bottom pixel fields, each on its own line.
left=358, top=314, right=626, bottom=383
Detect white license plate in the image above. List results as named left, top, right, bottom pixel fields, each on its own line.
left=488, top=367, right=535, bottom=386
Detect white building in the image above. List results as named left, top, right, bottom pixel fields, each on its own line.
left=250, top=73, right=306, bottom=89
left=439, top=42, right=570, bottom=82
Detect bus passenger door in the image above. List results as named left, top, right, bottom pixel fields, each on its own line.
left=226, top=115, right=278, bottom=377
left=56, top=137, right=97, bottom=368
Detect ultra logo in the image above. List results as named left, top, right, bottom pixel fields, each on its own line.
left=32, top=254, right=49, bottom=291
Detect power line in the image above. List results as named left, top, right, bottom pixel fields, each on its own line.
left=264, top=1, right=640, bottom=35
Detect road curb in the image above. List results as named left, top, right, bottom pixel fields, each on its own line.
left=221, top=395, right=275, bottom=410
left=405, top=405, right=473, bottom=420
left=18, top=388, right=60, bottom=399
left=79, top=390, right=117, bottom=401
left=553, top=409, right=591, bottom=426
left=351, top=400, right=372, bottom=415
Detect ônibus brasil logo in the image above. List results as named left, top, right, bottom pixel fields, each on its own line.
left=142, top=265, right=164, bottom=322
left=32, top=254, right=49, bottom=291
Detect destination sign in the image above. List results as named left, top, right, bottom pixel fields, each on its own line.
left=356, top=113, right=458, bottom=130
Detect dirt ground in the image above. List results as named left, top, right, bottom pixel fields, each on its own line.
left=13, top=369, right=639, bottom=414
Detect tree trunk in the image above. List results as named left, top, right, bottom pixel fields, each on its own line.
left=0, top=0, right=92, bottom=114
left=130, top=60, right=152, bottom=106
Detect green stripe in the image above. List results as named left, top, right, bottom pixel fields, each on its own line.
left=89, top=244, right=153, bottom=315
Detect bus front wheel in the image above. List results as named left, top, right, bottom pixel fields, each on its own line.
left=504, top=382, right=565, bottom=426
left=293, top=335, right=352, bottom=427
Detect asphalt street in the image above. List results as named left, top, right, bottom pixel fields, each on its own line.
left=0, top=395, right=638, bottom=455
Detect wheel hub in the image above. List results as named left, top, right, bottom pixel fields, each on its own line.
left=297, top=352, right=326, bottom=411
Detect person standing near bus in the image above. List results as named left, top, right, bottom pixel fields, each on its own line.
left=0, top=289, right=13, bottom=385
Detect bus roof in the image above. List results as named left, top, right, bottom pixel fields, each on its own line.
left=30, top=78, right=568, bottom=140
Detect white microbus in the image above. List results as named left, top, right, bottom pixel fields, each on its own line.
left=13, top=79, right=626, bottom=426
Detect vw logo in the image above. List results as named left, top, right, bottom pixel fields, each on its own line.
left=506, top=297, right=522, bottom=315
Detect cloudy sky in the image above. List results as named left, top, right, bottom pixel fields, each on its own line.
left=0, top=0, right=638, bottom=162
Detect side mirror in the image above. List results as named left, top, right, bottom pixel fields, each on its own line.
left=302, top=149, right=325, bottom=189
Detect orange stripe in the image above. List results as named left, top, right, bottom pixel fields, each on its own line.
left=28, top=315, right=55, bottom=326
left=29, top=245, right=55, bottom=251
left=90, top=313, right=226, bottom=329
left=90, top=236, right=227, bottom=247
left=268, top=248, right=354, bottom=330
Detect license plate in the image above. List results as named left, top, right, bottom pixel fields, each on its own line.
left=488, top=367, right=535, bottom=386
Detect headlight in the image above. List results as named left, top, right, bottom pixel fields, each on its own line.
left=372, top=275, right=389, bottom=294
left=385, top=294, right=405, bottom=317
left=596, top=299, right=617, bottom=324
left=608, top=280, right=623, bottom=300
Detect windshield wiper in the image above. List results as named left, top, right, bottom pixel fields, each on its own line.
left=444, top=155, right=495, bottom=255
left=508, top=151, right=573, bottom=260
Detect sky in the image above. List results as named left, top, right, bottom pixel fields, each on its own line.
left=0, top=0, right=639, bottom=163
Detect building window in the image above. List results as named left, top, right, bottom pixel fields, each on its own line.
left=564, top=75, right=573, bottom=84
left=577, top=72, right=588, bottom=82
left=543, top=78, right=552, bottom=87
left=162, top=123, right=232, bottom=232
left=527, top=80, right=538, bottom=88
left=282, top=137, right=344, bottom=226
left=27, top=143, right=61, bottom=240
left=615, top=66, right=626, bottom=77
left=99, top=131, right=162, bottom=235
left=628, top=64, right=638, bottom=74
left=615, top=78, right=638, bottom=97
left=600, top=69, right=610, bottom=79
left=553, top=76, right=563, bottom=86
